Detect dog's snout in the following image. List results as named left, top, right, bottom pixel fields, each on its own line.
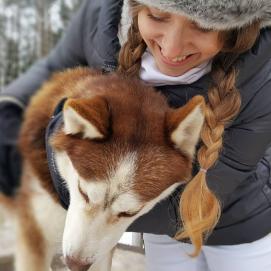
left=65, top=256, right=92, bottom=271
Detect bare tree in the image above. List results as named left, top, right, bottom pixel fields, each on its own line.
left=0, top=0, right=82, bottom=91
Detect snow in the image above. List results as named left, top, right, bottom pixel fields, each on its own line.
left=119, top=232, right=133, bottom=245
left=49, top=1, right=64, bottom=32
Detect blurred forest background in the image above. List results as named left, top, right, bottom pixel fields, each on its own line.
left=0, top=0, right=80, bottom=92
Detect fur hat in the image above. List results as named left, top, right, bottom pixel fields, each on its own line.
left=135, top=0, right=271, bottom=30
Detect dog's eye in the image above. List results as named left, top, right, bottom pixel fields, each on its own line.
left=117, top=211, right=138, bottom=218
left=78, top=184, right=89, bottom=204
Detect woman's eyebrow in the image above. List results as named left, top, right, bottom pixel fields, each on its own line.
left=148, top=7, right=171, bottom=16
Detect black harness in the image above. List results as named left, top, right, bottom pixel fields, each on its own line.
left=45, top=98, right=70, bottom=210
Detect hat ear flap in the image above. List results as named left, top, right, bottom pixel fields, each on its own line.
left=63, top=97, right=110, bottom=140
left=166, top=96, right=205, bottom=159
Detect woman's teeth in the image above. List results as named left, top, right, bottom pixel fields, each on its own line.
left=171, top=55, right=189, bottom=62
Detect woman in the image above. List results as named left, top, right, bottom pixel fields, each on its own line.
left=1, top=0, right=271, bottom=270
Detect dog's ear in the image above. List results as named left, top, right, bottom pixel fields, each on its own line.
left=63, top=96, right=110, bottom=139
left=166, top=95, right=205, bottom=159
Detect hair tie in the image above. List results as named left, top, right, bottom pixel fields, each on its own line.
left=199, top=168, right=207, bottom=173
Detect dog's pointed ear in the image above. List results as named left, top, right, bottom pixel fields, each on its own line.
left=63, top=97, right=110, bottom=139
left=166, top=95, right=205, bottom=159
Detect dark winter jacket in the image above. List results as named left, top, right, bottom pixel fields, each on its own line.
left=1, top=0, right=271, bottom=245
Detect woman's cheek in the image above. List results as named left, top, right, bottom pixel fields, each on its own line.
left=192, top=33, right=223, bottom=57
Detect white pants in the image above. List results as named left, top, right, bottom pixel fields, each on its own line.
left=143, top=233, right=271, bottom=271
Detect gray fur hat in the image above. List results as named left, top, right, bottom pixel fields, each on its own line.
left=135, top=0, right=271, bottom=30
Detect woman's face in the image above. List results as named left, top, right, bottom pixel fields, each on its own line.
left=137, top=7, right=223, bottom=77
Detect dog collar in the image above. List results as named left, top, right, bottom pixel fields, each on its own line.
left=45, top=98, right=70, bottom=210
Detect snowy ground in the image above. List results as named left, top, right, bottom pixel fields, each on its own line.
left=0, top=213, right=145, bottom=271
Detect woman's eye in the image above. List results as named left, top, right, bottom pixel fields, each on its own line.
left=147, top=13, right=167, bottom=22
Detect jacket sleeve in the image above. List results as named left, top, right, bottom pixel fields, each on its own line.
left=0, top=0, right=93, bottom=195
left=206, top=28, right=271, bottom=205
left=0, top=0, right=92, bottom=108
left=206, top=77, right=271, bottom=205
left=128, top=184, right=182, bottom=237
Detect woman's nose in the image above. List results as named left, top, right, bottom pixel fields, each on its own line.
left=160, top=26, right=189, bottom=59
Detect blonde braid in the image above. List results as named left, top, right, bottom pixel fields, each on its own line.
left=175, top=22, right=261, bottom=256
left=176, top=59, right=240, bottom=255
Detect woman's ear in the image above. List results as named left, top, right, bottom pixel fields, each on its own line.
left=166, top=95, right=205, bottom=159
left=63, top=97, right=110, bottom=140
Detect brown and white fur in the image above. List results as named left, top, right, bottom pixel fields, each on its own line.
left=0, top=67, right=205, bottom=271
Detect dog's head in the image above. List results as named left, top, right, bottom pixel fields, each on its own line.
left=51, top=73, right=205, bottom=267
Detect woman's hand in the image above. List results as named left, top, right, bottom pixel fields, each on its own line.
left=0, top=103, right=22, bottom=195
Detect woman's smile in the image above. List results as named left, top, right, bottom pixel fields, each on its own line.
left=158, top=44, right=197, bottom=67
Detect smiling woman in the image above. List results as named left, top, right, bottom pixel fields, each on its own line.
left=137, top=7, right=222, bottom=76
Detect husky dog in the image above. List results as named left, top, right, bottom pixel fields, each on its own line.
left=0, top=68, right=205, bottom=271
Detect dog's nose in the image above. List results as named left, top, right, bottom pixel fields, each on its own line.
left=65, top=256, right=92, bottom=271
